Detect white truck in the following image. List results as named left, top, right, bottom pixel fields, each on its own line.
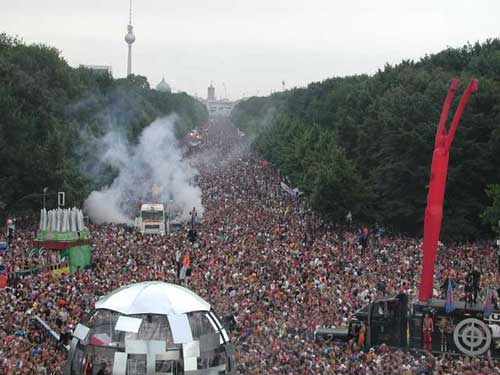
left=134, top=204, right=166, bottom=235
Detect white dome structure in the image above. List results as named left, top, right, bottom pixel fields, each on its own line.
left=64, top=281, right=236, bottom=375
left=95, top=281, right=210, bottom=315
left=156, top=78, right=172, bottom=93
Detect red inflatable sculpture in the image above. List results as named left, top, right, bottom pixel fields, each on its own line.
left=418, top=79, right=478, bottom=302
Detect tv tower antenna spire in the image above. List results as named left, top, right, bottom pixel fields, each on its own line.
left=124, top=0, right=136, bottom=76
left=129, top=0, right=132, bottom=24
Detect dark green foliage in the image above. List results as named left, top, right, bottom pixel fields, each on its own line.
left=0, top=34, right=207, bottom=217
left=230, top=93, right=289, bottom=140
left=256, top=115, right=369, bottom=222
left=482, top=185, right=500, bottom=236
left=233, top=39, right=500, bottom=240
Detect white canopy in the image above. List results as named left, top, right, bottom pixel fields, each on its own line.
left=95, top=281, right=211, bottom=315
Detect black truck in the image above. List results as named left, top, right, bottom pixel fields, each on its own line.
left=317, top=295, right=500, bottom=358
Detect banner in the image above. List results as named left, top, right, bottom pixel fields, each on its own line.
left=445, top=279, right=455, bottom=314
left=52, top=265, right=70, bottom=278
left=280, top=182, right=302, bottom=197
left=69, top=245, right=92, bottom=273
left=485, top=288, right=494, bottom=318
left=0, top=274, right=7, bottom=288
left=0, top=241, right=8, bottom=252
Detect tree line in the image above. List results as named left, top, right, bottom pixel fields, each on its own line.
left=232, top=39, right=500, bottom=240
left=0, top=34, right=208, bottom=219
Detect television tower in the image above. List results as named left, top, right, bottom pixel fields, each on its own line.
left=124, top=0, right=136, bottom=76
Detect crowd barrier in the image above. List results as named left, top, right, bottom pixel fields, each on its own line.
left=32, top=315, right=69, bottom=352
left=3, top=261, right=70, bottom=287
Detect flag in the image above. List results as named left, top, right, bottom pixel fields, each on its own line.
left=445, top=278, right=455, bottom=314
left=0, top=274, right=7, bottom=288
left=484, top=288, right=494, bottom=318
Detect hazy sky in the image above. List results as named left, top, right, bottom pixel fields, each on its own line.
left=2, top=0, right=499, bottom=100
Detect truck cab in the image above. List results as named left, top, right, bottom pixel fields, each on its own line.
left=318, top=294, right=500, bottom=358
left=316, top=295, right=408, bottom=348
left=364, top=295, right=408, bottom=348
left=134, top=204, right=166, bottom=235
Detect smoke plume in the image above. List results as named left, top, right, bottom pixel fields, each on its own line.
left=84, top=116, right=204, bottom=224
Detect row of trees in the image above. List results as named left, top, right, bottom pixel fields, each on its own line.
left=232, top=40, right=500, bottom=239
left=0, top=34, right=208, bottom=218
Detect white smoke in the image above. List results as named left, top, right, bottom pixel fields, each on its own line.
left=84, top=116, right=204, bottom=224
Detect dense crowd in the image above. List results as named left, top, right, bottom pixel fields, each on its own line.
left=1, top=119, right=499, bottom=374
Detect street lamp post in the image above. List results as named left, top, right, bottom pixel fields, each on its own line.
left=167, top=199, right=173, bottom=235
left=497, top=220, right=500, bottom=272
left=43, top=187, right=48, bottom=210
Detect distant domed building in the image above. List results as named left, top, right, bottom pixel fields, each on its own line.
left=156, top=77, right=172, bottom=93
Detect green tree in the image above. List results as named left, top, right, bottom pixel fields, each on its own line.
left=233, top=38, right=500, bottom=239
left=0, top=33, right=208, bottom=221
left=482, top=185, right=500, bottom=235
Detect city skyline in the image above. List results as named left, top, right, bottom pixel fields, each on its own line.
left=1, top=0, right=499, bottom=100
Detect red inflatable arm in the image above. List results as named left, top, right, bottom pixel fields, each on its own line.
left=418, top=79, right=478, bottom=302
left=446, top=80, right=479, bottom=149
left=434, top=79, right=459, bottom=148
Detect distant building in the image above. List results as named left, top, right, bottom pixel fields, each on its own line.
left=156, top=77, right=171, bottom=93
left=207, top=84, right=215, bottom=101
left=206, top=99, right=234, bottom=117
left=79, top=65, right=112, bottom=75
left=204, top=84, right=234, bottom=117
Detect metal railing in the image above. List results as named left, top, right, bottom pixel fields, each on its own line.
left=32, top=315, right=69, bottom=352
left=6, top=261, right=70, bottom=286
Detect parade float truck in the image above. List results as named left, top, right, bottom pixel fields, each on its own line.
left=320, top=295, right=500, bottom=357
left=33, top=208, right=92, bottom=273
left=134, top=203, right=166, bottom=235
left=318, top=79, right=500, bottom=358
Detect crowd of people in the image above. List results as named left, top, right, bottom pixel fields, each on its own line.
left=1, top=118, right=500, bottom=374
